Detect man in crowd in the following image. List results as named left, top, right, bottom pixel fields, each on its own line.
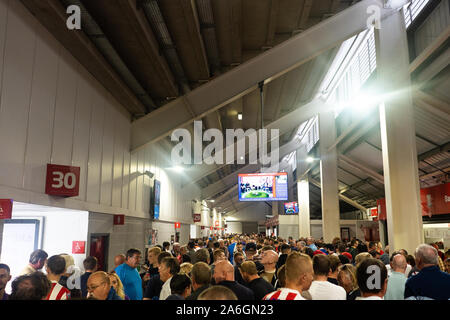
left=143, top=251, right=171, bottom=300
left=187, top=241, right=197, bottom=264
left=45, top=255, right=70, bottom=300
left=10, top=272, right=51, bottom=300
left=20, top=249, right=48, bottom=276
left=171, top=242, right=181, bottom=258
left=111, top=254, right=126, bottom=273
left=404, top=244, right=450, bottom=300
left=355, top=258, right=388, bottom=300
left=79, top=256, right=98, bottom=298
left=0, top=264, right=12, bottom=300
left=244, top=242, right=263, bottom=271
left=159, top=256, right=180, bottom=300
left=348, top=239, right=359, bottom=261
left=385, top=253, right=407, bottom=300
left=259, top=250, right=279, bottom=287
left=327, top=254, right=341, bottom=285
left=276, top=243, right=291, bottom=270
left=380, top=245, right=390, bottom=265
left=166, top=274, right=192, bottom=300
left=264, top=252, right=313, bottom=300
left=308, top=255, right=346, bottom=300
left=186, top=262, right=211, bottom=300
left=87, top=271, right=122, bottom=300
left=307, top=237, right=317, bottom=251
left=239, top=261, right=274, bottom=300
left=233, top=252, right=246, bottom=285
left=163, top=241, right=171, bottom=253
left=115, top=248, right=143, bottom=300
left=213, top=260, right=254, bottom=300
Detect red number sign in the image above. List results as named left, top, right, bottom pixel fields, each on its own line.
left=72, top=241, right=86, bottom=254
left=193, top=214, right=201, bottom=222
left=215, top=221, right=219, bottom=227
left=45, top=164, right=80, bottom=197
left=114, top=215, right=125, bottom=225
left=0, top=199, right=13, bottom=220
left=175, top=222, right=181, bottom=229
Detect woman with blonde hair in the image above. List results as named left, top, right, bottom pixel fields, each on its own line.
left=108, top=272, right=130, bottom=300
left=180, top=262, right=193, bottom=276
left=337, top=264, right=360, bottom=300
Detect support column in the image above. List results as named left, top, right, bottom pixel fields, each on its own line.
left=376, top=11, right=424, bottom=255
left=319, top=111, right=341, bottom=242
left=296, top=147, right=311, bottom=238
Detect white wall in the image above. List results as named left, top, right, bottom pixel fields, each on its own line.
left=0, top=0, right=199, bottom=228
left=226, top=221, right=243, bottom=234
left=9, top=202, right=89, bottom=273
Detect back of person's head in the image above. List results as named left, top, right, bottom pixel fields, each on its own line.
left=350, top=239, right=358, bottom=247
left=328, top=254, right=341, bottom=273
left=280, top=243, right=291, bottom=253
left=338, top=264, right=358, bottom=291
left=157, top=251, right=172, bottom=264
left=196, top=248, right=210, bottom=264
left=238, top=261, right=258, bottom=276
left=303, top=247, right=314, bottom=258
left=356, top=258, right=387, bottom=295
left=357, top=242, right=368, bottom=253
left=83, top=256, right=98, bottom=271
left=368, top=241, right=377, bottom=250
left=163, top=241, right=170, bottom=249
left=191, top=262, right=212, bottom=286
left=391, top=253, right=407, bottom=272
left=10, top=272, right=51, bottom=300
left=213, top=249, right=225, bottom=262
left=415, top=244, right=438, bottom=267
left=312, top=254, right=330, bottom=276
left=355, top=252, right=372, bottom=266
left=213, top=242, right=220, bottom=249
left=180, top=262, right=193, bottom=275
left=126, top=248, right=141, bottom=259
left=182, top=254, right=191, bottom=263
left=188, top=241, right=195, bottom=249
left=29, top=249, right=48, bottom=264
left=245, top=242, right=257, bottom=253
left=277, top=264, right=286, bottom=288
left=406, top=255, right=416, bottom=267
left=338, top=243, right=347, bottom=253
left=148, top=246, right=162, bottom=256
left=162, top=257, right=180, bottom=275
left=338, top=254, right=350, bottom=265
left=285, top=252, right=312, bottom=283
left=198, top=285, right=237, bottom=300
left=170, top=274, right=192, bottom=295
left=46, top=255, right=66, bottom=275
left=369, top=250, right=378, bottom=258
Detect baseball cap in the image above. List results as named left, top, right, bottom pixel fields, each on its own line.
left=313, top=250, right=325, bottom=256
left=245, top=242, right=257, bottom=252
left=342, top=252, right=353, bottom=261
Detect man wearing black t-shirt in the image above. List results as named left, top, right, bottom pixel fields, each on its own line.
left=239, top=261, right=274, bottom=300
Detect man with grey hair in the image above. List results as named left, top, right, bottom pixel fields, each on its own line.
left=384, top=253, right=407, bottom=300
left=404, top=244, right=450, bottom=300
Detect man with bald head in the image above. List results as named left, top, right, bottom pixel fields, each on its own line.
left=112, top=254, right=126, bottom=272
left=264, top=252, right=314, bottom=300
left=213, top=260, right=254, bottom=300
left=259, top=250, right=279, bottom=287
left=404, top=244, right=450, bottom=300
left=87, top=271, right=122, bottom=300
left=385, top=253, right=407, bottom=300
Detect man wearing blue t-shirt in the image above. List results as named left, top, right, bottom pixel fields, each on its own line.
left=115, top=248, right=143, bottom=300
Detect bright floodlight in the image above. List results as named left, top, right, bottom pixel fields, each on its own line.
left=238, top=112, right=243, bottom=120
left=173, top=166, right=184, bottom=172
left=306, top=157, right=314, bottom=163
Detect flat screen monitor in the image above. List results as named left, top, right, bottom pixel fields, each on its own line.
left=153, top=180, right=160, bottom=220
left=283, top=202, right=299, bottom=214
left=238, top=172, right=288, bottom=201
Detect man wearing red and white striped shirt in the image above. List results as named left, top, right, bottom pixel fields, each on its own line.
left=264, top=252, right=313, bottom=300
left=45, top=255, right=70, bottom=300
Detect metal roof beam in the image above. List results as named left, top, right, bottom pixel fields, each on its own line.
left=131, top=0, right=399, bottom=151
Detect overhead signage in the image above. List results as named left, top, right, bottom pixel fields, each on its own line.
left=45, top=164, right=80, bottom=197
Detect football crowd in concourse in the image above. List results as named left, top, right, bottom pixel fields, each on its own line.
left=0, top=234, right=449, bottom=301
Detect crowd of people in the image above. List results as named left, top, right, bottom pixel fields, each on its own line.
left=0, top=234, right=449, bottom=301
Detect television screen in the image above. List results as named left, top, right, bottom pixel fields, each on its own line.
left=284, top=202, right=299, bottom=214
left=238, top=172, right=288, bottom=201
left=153, top=180, right=161, bottom=220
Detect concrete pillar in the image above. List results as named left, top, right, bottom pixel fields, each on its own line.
left=318, top=111, right=341, bottom=242
left=296, top=147, right=311, bottom=238
left=376, top=11, right=424, bottom=255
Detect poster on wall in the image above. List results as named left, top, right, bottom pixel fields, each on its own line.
left=151, top=229, right=158, bottom=245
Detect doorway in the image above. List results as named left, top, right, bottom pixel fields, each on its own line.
left=89, top=234, right=109, bottom=272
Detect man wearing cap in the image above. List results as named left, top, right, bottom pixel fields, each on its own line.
left=245, top=242, right=264, bottom=272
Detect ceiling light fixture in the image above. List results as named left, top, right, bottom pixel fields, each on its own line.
left=237, top=112, right=243, bottom=120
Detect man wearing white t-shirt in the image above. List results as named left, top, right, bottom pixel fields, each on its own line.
left=308, top=254, right=346, bottom=300
left=264, top=252, right=313, bottom=300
